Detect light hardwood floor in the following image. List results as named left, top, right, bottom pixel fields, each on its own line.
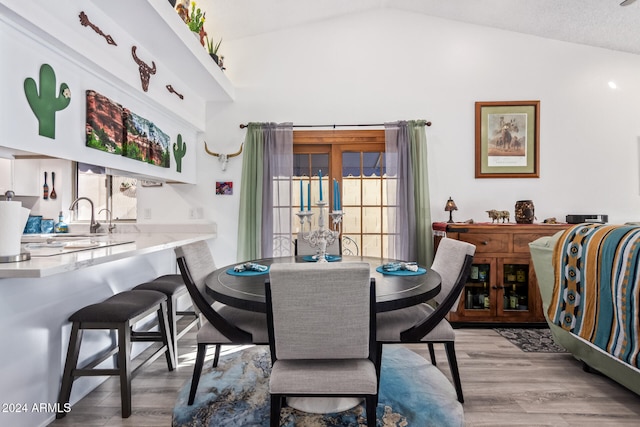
left=49, top=326, right=640, bottom=426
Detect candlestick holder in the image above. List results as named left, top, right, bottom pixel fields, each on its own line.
left=296, top=200, right=344, bottom=262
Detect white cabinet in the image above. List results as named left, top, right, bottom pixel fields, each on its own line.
left=0, top=158, right=40, bottom=196
left=0, top=158, right=11, bottom=195
left=12, top=159, right=41, bottom=196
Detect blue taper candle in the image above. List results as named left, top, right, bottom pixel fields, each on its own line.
left=319, top=170, right=323, bottom=201
left=307, top=183, right=311, bottom=211
left=299, top=180, right=303, bottom=211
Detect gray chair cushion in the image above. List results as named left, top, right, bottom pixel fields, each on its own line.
left=174, top=241, right=216, bottom=295
left=269, top=359, right=377, bottom=395
left=197, top=306, right=268, bottom=344
left=376, top=303, right=456, bottom=342
left=69, top=290, right=166, bottom=323
left=268, top=262, right=371, bottom=360
left=431, top=237, right=476, bottom=309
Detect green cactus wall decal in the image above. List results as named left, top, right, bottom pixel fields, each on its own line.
left=24, top=64, right=71, bottom=139
left=173, top=134, right=187, bottom=173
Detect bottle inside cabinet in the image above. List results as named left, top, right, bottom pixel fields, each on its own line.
left=503, top=263, right=529, bottom=310
left=464, top=263, right=490, bottom=310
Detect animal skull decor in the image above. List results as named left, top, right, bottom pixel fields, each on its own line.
left=204, top=141, right=243, bottom=171
left=131, top=46, right=156, bottom=92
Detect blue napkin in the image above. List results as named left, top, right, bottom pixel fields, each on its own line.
left=381, top=262, right=419, bottom=272
left=227, top=262, right=269, bottom=276
left=376, top=262, right=427, bottom=276
left=233, top=262, right=268, bottom=272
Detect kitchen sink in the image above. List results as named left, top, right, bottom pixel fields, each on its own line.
left=21, top=234, right=134, bottom=256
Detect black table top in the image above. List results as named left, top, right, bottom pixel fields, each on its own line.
left=205, top=256, right=441, bottom=313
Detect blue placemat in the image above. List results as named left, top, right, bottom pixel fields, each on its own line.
left=302, top=255, right=342, bottom=262
left=226, top=267, right=270, bottom=276
left=376, top=266, right=427, bottom=276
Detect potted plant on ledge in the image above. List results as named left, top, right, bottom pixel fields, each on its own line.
left=206, top=36, right=222, bottom=66
left=187, top=2, right=206, bottom=46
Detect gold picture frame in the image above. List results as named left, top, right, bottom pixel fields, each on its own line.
left=475, top=100, right=540, bottom=178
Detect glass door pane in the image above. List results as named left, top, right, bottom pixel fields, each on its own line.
left=342, top=150, right=387, bottom=259
left=465, top=263, right=491, bottom=310
left=503, top=263, right=529, bottom=310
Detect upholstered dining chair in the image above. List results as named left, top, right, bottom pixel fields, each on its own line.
left=175, top=241, right=268, bottom=405
left=266, top=263, right=378, bottom=427
left=376, top=237, right=476, bottom=403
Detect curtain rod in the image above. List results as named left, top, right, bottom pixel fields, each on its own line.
left=239, top=121, right=432, bottom=129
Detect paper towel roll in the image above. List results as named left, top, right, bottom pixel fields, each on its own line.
left=0, top=201, right=31, bottom=256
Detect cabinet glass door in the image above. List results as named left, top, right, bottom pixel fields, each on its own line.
left=502, top=262, right=529, bottom=312
left=464, top=263, right=491, bottom=311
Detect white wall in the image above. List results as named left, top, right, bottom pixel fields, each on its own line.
left=193, top=9, right=640, bottom=264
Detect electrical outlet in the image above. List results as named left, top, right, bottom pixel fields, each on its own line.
left=189, top=208, right=196, bottom=219
left=143, top=208, right=152, bottom=219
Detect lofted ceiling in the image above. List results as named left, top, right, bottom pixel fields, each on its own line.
left=199, top=0, right=640, bottom=55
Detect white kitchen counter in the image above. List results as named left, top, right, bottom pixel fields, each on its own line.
left=0, top=232, right=216, bottom=278
left=0, top=225, right=217, bottom=427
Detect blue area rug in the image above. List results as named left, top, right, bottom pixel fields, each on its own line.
left=172, top=345, right=464, bottom=426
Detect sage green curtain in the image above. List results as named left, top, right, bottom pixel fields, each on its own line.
left=236, top=122, right=293, bottom=261
left=384, top=120, right=433, bottom=266
left=409, top=120, right=433, bottom=266
left=236, top=123, right=264, bottom=261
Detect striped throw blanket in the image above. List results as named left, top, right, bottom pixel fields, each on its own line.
left=549, top=224, right=640, bottom=368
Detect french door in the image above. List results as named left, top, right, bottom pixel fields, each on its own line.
left=286, top=129, right=393, bottom=259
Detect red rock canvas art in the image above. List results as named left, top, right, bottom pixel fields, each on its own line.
left=85, top=89, right=124, bottom=155
left=86, top=90, right=170, bottom=168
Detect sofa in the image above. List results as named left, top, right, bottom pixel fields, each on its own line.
left=529, top=224, right=640, bottom=396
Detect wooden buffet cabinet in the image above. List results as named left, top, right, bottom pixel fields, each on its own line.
left=434, top=222, right=570, bottom=325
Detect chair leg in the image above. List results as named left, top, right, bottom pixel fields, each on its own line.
left=427, top=343, right=437, bottom=365
left=188, top=343, right=207, bottom=405
left=212, top=344, right=221, bottom=368
left=375, top=342, right=383, bottom=389
left=270, top=394, right=283, bottom=427
left=167, top=294, right=179, bottom=366
left=158, top=301, right=176, bottom=371
left=118, top=322, right=133, bottom=418
left=444, top=341, right=464, bottom=403
left=56, top=323, right=83, bottom=419
left=365, top=395, right=377, bottom=427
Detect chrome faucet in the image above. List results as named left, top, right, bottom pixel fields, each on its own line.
left=69, top=197, right=100, bottom=233
left=98, top=208, right=116, bottom=233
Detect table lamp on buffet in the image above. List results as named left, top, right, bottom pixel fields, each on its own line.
left=445, top=197, right=458, bottom=223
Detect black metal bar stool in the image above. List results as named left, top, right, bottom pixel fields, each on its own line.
left=56, top=289, right=175, bottom=419
left=132, top=274, right=200, bottom=366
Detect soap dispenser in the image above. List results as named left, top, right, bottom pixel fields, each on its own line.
left=54, top=211, right=68, bottom=233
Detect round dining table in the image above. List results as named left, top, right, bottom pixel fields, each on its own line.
left=204, top=255, right=441, bottom=414
left=205, top=255, right=441, bottom=313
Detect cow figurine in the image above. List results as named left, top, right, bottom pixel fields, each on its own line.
left=486, top=209, right=510, bottom=223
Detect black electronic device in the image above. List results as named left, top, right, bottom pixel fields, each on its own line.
left=566, top=214, right=608, bottom=224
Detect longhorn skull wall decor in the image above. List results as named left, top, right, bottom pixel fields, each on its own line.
left=204, top=141, right=243, bottom=171
left=131, top=46, right=156, bottom=92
